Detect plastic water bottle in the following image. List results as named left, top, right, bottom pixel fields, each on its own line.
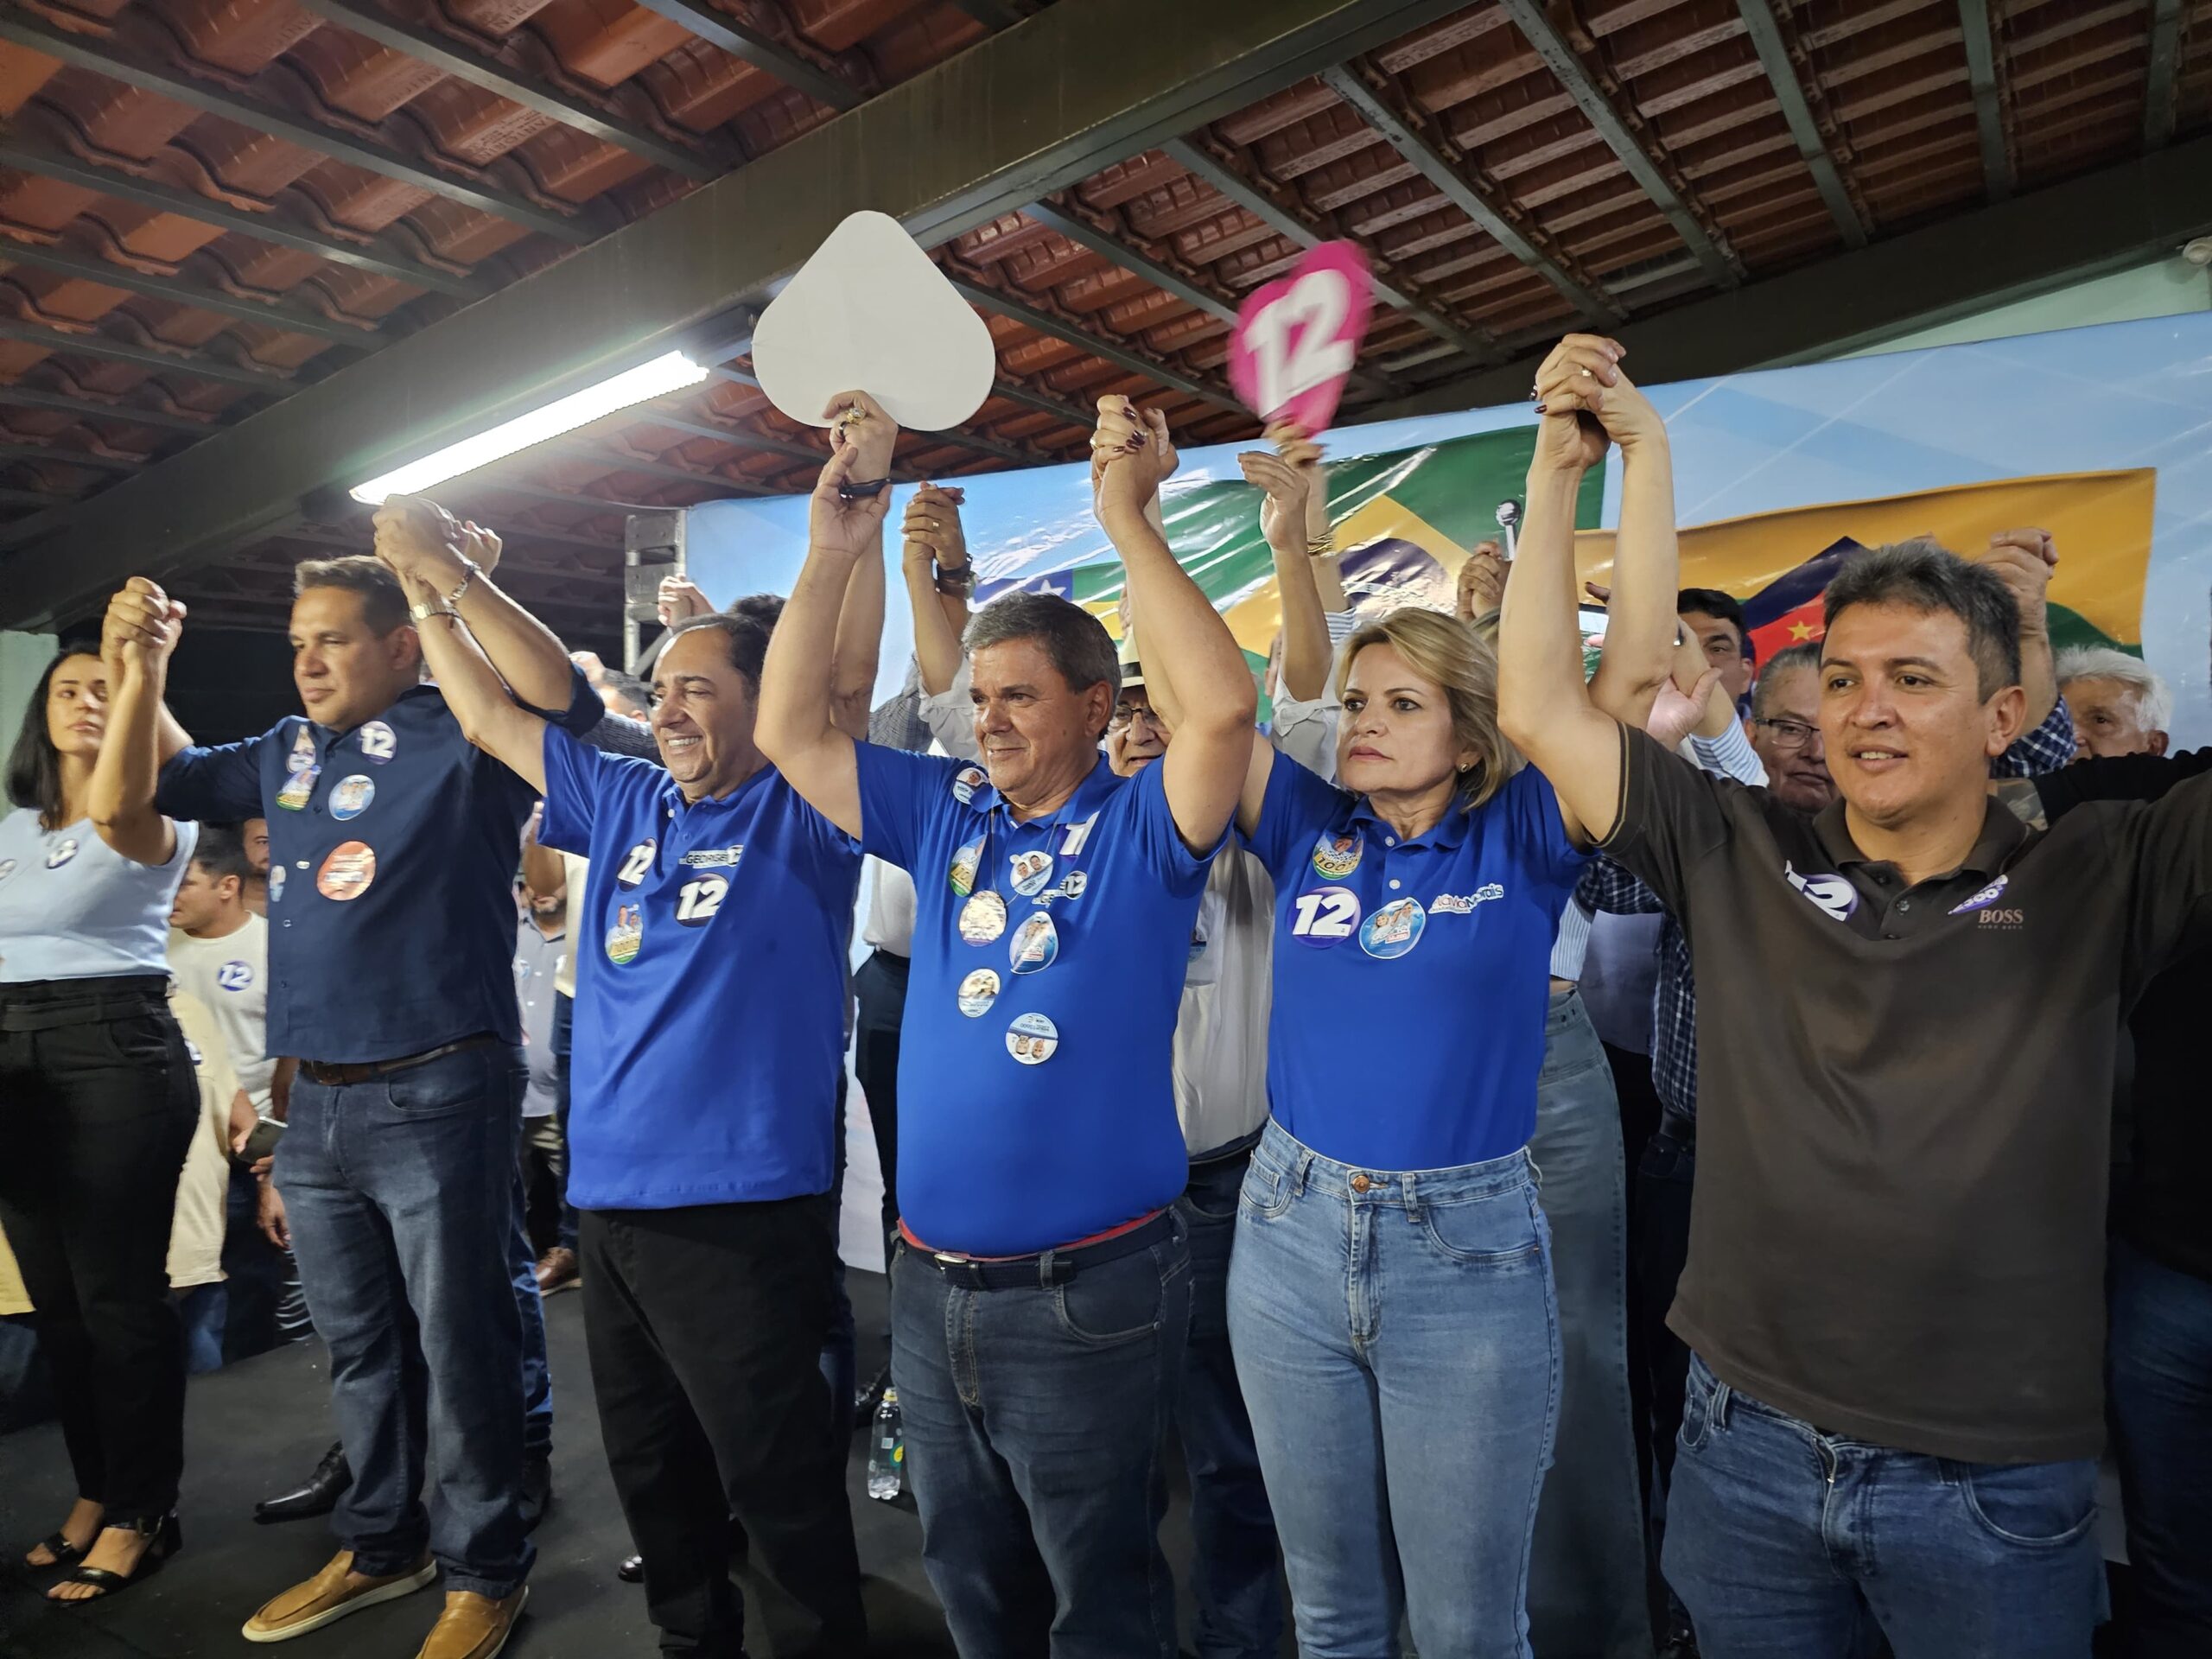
left=867, top=1388, right=904, bottom=1501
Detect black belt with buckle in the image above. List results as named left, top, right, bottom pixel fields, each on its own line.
left=911, top=1207, right=1176, bottom=1291
left=301, top=1033, right=500, bottom=1088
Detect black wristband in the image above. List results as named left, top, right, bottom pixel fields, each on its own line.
left=837, top=476, right=891, bottom=501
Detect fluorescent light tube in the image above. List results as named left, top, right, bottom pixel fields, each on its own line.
left=350, top=349, right=709, bottom=505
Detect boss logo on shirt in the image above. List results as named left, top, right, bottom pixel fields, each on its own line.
left=1783, top=861, right=1857, bottom=922
left=1430, top=884, right=1504, bottom=915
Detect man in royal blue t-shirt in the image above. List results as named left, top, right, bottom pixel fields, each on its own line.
left=370, top=408, right=890, bottom=1657
left=758, top=399, right=1257, bottom=1657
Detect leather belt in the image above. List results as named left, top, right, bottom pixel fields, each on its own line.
left=906, top=1208, right=1177, bottom=1291
left=301, top=1033, right=499, bottom=1088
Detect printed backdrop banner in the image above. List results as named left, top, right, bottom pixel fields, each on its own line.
left=684, top=308, right=2212, bottom=747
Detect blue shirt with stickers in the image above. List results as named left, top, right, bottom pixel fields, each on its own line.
left=1249, top=757, right=1588, bottom=1171
left=855, top=745, right=1217, bottom=1256
left=537, top=726, right=860, bottom=1210
left=156, top=679, right=598, bottom=1064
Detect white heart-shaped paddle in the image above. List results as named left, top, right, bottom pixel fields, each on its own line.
left=752, top=211, right=997, bottom=432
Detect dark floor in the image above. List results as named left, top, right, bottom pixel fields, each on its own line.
left=0, top=1270, right=1252, bottom=1659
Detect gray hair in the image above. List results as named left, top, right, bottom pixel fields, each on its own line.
left=963, top=591, right=1121, bottom=704
left=2056, top=645, right=2171, bottom=734
left=1821, top=538, right=2020, bottom=698
left=1752, top=640, right=1823, bottom=719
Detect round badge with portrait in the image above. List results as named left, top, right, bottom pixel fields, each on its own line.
left=285, top=727, right=316, bottom=775
left=1359, top=897, right=1427, bottom=960
left=957, top=967, right=1001, bottom=1018
left=605, top=902, right=644, bottom=965
left=328, top=774, right=375, bottom=822
left=1007, top=849, right=1054, bottom=897
left=1311, top=830, right=1363, bottom=880
left=948, top=835, right=983, bottom=898
left=316, top=841, right=377, bottom=902
left=1006, top=1011, right=1059, bottom=1065
left=1008, top=911, right=1058, bottom=975
left=958, top=889, right=1007, bottom=945
left=268, top=866, right=285, bottom=906
left=951, top=765, right=986, bottom=805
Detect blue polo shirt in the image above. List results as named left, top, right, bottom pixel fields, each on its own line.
left=156, top=678, right=599, bottom=1064
left=539, top=727, right=859, bottom=1210
left=1250, top=756, right=1587, bottom=1170
left=855, top=745, right=1215, bottom=1255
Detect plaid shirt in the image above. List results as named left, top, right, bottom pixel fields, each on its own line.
left=1587, top=698, right=2076, bottom=1124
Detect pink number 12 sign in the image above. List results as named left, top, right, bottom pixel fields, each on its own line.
left=1228, top=242, right=1375, bottom=435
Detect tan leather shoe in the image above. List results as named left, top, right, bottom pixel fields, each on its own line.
left=242, top=1549, right=436, bottom=1643
left=414, top=1586, right=528, bottom=1659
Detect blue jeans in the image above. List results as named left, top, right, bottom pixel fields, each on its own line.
left=1664, top=1351, right=2102, bottom=1659
left=276, top=1042, right=535, bottom=1599
left=1228, top=1118, right=1560, bottom=1659
left=1175, top=1140, right=1282, bottom=1659
left=1527, top=989, right=1648, bottom=1657
left=890, top=1214, right=1192, bottom=1659
left=175, top=1281, right=228, bottom=1376
left=510, top=1166, right=551, bottom=1463
left=2107, top=1236, right=2212, bottom=1656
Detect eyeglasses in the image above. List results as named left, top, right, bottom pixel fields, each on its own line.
left=1108, top=703, right=1164, bottom=732
left=1755, top=716, right=1821, bottom=752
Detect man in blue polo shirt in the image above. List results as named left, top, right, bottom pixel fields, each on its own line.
left=757, top=399, right=1256, bottom=1657
left=368, top=413, right=888, bottom=1656
left=119, top=553, right=599, bottom=1659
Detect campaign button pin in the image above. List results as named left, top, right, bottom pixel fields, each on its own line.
left=285, top=727, right=316, bottom=775
left=1008, top=849, right=1054, bottom=897
left=1360, top=896, right=1427, bottom=960
left=949, top=835, right=983, bottom=897
left=958, top=889, right=1007, bottom=945
left=605, top=902, right=644, bottom=965
left=329, top=774, right=375, bottom=822
left=316, top=840, right=377, bottom=902
left=358, top=720, right=397, bottom=765
left=1311, top=830, right=1363, bottom=880
left=1006, top=1011, right=1059, bottom=1065
left=276, top=765, right=319, bottom=812
left=1008, top=911, right=1058, bottom=975
left=957, top=967, right=1001, bottom=1018
left=952, top=765, right=986, bottom=805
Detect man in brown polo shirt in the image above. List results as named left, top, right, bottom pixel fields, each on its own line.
left=1497, top=334, right=2212, bottom=1659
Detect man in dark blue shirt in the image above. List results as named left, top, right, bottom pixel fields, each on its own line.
left=127, top=554, right=597, bottom=1659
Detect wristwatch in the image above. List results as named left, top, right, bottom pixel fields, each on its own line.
left=934, top=561, right=975, bottom=596
left=408, top=595, right=457, bottom=625
left=837, top=476, right=891, bottom=503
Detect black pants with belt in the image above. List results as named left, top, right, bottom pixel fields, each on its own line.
left=0, top=976, right=198, bottom=1522
left=581, top=1194, right=865, bottom=1657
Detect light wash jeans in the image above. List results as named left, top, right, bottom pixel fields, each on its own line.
left=1666, top=1351, right=2102, bottom=1658
left=1228, top=1117, right=1559, bottom=1659
left=1527, top=988, right=1649, bottom=1657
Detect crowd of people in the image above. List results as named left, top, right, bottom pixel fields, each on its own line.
left=0, top=331, right=2205, bottom=1659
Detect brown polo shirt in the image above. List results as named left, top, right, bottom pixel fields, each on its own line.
left=1602, top=725, right=2212, bottom=1463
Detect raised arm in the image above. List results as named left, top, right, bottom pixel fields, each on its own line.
left=1497, top=335, right=1634, bottom=847
left=88, top=576, right=181, bottom=865
left=389, top=564, right=552, bottom=791
left=1092, top=399, right=1255, bottom=852
left=370, top=501, right=575, bottom=712
left=900, top=483, right=974, bottom=696
left=1585, top=369, right=1681, bottom=728
left=1980, top=528, right=2059, bottom=731
left=755, top=395, right=898, bottom=840
left=1266, top=423, right=1335, bottom=705
left=830, top=493, right=887, bottom=746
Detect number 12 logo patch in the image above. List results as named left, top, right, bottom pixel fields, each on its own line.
left=676, top=874, right=728, bottom=925
left=1290, top=885, right=1361, bottom=947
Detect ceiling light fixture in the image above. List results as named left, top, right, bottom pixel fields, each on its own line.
left=349, top=349, right=709, bottom=505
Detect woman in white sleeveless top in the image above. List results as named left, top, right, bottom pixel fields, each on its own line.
left=0, top=601, right=199, bottom=1605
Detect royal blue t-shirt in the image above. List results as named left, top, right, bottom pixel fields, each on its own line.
left=855, top=746, right=1216, bottom=1255
left=539, top=727, right=860, bottom=1211
left=1249, top=757, right=1587, bottom=1170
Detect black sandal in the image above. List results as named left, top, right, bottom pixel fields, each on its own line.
left=48, top=1513, right=181, bottom=1604
left=28, top=1532, right=87, bottom=1569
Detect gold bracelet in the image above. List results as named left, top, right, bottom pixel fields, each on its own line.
left=1306, top=536, right=1337, bottom=556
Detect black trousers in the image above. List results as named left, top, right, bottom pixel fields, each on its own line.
left=851, top=949, right=906, bottom=1268
left=581, top=1197, right=865, bottom=1657
left=0, top=976, right=197, bottom=1522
